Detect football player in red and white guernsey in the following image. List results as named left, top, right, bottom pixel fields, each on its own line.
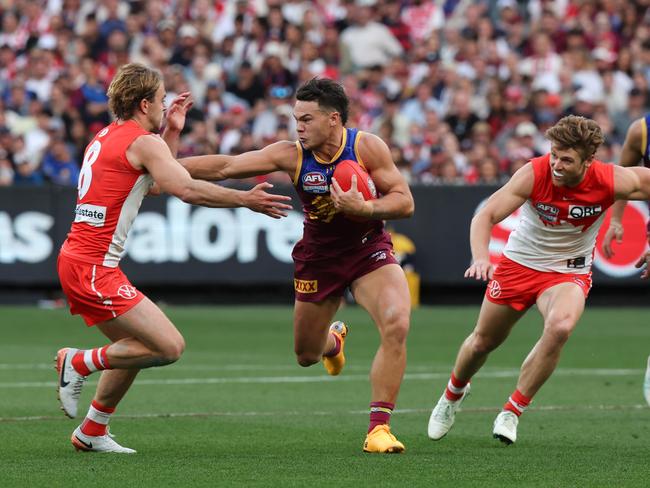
left=428, top=115, right=650, bottom=445
left=55, top=63, right=292, bottom=453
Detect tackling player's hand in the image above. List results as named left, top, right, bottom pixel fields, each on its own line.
left=330, top=175, right=372, bottom=218
left=602, top=222, right=623, bottom=258
left=464, top=258, right=494, bottom=281
left=635, top=251, right=650, bottom=279
left=244, top=182, right=293, bottom=219
left=165, top=92, right=193, bottom=133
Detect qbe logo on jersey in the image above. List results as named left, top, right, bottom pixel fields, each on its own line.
left=568, top=205, right=602, bottom=219
left=302, top=172, right=328, bottom=194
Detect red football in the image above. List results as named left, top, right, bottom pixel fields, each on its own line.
left=332, top=160, right=377, bottom=201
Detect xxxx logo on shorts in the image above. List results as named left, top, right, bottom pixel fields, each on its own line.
left=117, top=284, right=138, bottom=300
left=488, top=279, right=501, bottom=298
left=294, top=279, right=318, bottom=293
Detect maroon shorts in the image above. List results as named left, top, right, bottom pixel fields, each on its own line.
left=293, top=237, right=398, bottom=302
left=57, top=254, right=145, bottom=326
left=485, top=256, right=592, bottom=311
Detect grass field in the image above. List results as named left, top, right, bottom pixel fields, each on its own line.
left=1, top=304, right=649, bottom=487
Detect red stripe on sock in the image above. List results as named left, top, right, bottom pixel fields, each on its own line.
left=91, top=349, right=102, bottom=370
left=450, top=372, right=469, bottom=389
left=91, top=400, right=115, bottom=414
left=100, top=345, right=111, bottom=369
left=71, top=351, right=91, bottom=376
left=81, top=418, right=107, bottom=437
left=511, top=389, right=531, bottom=407
left=445, top=372, right=469, bottom=401
left=503, top=389, right=532, bottom=417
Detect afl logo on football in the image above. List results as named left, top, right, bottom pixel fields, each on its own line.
left=302, top=172, right=328, bottom=193
left=488, top=279, right=501, bottom=298
left=117, top=285, right=137, bottom=300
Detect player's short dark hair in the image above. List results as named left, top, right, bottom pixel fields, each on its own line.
left=296, top=78, right=349, bottom=125
left=545, top=115, right=605, bottom=161
left=107, top=63, right=162, bottom=120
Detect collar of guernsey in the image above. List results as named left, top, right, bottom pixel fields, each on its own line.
left=292, top=127, right=367, bottom=187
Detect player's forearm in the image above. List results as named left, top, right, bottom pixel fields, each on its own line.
left=178, top=179, right=246, bottom=208
left=179, top=155, right=235, bottom=181
left=469, top=212, right=493, bottom=262
left=162, top=128, right=181, bottom=158
left=366, top=192, right=414, bottom=220
left=608, top=200, right=627, bottom=227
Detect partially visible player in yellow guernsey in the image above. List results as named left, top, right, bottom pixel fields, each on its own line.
left=181, top=78, right=414, bottom=453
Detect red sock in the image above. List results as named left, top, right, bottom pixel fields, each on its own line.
left=503, top=389, right=531, bottom=417
left=80, top=400, right=115, bottom=437
left=368, top=401, right=394, bottom=433
left=323, top=333, right=341, bottom=357
left=445, top=372, right=469, bottom=401
left=71, top=346, right=111, bottom=376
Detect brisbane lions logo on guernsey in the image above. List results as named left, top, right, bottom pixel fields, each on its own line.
left=302, top=172, right=328, bottom=194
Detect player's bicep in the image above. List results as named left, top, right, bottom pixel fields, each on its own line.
left=358, top=133, right=410, bottom=196
left=134, top=137, right=192, bottom=197
left=617, top=166, right=650, bottom=201
left=480, top=163, right=533, bottom=224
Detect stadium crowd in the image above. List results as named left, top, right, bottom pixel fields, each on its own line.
left=0, top=0, right=649, bottom=187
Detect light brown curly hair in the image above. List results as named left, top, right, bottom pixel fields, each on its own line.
left=545, top=115, right=605, bottom=161
left=107, top=63, right=162, bottom=120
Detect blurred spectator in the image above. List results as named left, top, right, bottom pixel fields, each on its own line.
left=42, top=138, right=80, bottom=186
left=0, top=0, right=648, bottom=188
left=339, top=4, right=403, bottom=73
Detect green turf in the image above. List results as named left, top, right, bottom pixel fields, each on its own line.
left=0, top=305, right=649, bottom=487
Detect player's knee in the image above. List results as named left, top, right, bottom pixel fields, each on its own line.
left=544, top=316, right=576, bottom=344
left=380, top=310, right=410, bottom=346
left=470, top=333, right=500, bottom=355
left=158, top=336, right=186, bottom=365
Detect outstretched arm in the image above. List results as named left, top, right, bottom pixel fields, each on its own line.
left=179, top=141, right=298, bottom=181
left=330, top=132, right=414, bottom=220
left=128, top=135, right=293, bottom=218
left=465, top=163, right=534, bottom=281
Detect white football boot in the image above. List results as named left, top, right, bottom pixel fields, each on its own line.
left=643, top=356, right=650, bottom=405
left=55, top=348, right=86, bottom=418
left=427, top=384, right=471, bottom=440
left=493, top=410, right=518, bottom=445
left=71, top=426, right=136, bottom=453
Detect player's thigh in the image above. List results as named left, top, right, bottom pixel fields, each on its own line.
left=96, top=296, right=184, bottom=354
left=293, top=297, right=340, bottom=352
left=536, top=282, right=585, bottom=332
left=472, top=297, right=526, bottom=345
left=351, top=263, right=411, bottom=335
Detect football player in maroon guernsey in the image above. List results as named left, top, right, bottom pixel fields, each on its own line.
left=181, top=78, right=414, bottom=453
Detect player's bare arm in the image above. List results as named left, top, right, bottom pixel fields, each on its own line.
left=128, top=135, right=293, bottom=218
left=465, top=163, right=534, bottom=281
left=179, top=141, right=298, bottom=181
left=603, top=118, right=645, bottom=257
left=148, top=92, right=193, bottom=197
left=330, top=132, right=414, bottom=220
